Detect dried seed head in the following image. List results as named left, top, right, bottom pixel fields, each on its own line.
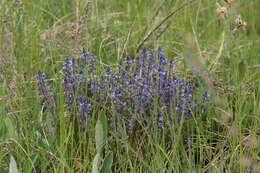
left=224, top=0, right=232, bottom=8
left=232, top=15, right=247, bottom=33
left=235, top=15, right=247, bottom=28
left=216, top=3, right=228, bottom=18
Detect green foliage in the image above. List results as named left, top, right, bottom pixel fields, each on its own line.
left=92, top=113, right=112, bottom=173
left=0, top=0, right=259, bottom=172
left=95, top=113, right=108, bottom=154
left=100, top=152, right=113, bottom=173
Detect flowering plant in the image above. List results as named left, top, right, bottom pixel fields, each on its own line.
left=36, top=47, right=209, bottom=136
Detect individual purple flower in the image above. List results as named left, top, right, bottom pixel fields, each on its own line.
left=112, top=89, right=122, bottom=98
left=124, top=55, right=132, bottom=67
left=82, top=47, right=87, bottom=58
left=157, top=47, right=167, bottom=65
left=202, top=91, right=209, bottom=101
left=78, top=95, right=92, bottom=127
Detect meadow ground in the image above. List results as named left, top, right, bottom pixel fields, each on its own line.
left=0, top=0, right=259, bottom=172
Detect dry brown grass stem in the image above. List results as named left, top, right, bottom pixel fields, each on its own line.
left=142, top=0, right=167, bottom=35
left=136, top=0, right=199, bottom=53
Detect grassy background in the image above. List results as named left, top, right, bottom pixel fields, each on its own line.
left=0, top=0, right=259, bottom=172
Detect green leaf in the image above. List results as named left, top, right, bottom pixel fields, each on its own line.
left=99, top=113, right=108, bottom=143
left=9, top=156, right=18, bottom=173
left=92, top=113, right=109, bottom=172
left=91, top=153, right=100, bottom=173
left=100, top=152, right=113, bottom=173
left=95, top=116, right=104, bottom=153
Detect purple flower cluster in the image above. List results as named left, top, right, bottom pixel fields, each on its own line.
left=36, top=47, right=209, bottom=131
left=36, top=70, right=55, bottom=109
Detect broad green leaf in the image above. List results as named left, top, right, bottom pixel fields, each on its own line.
left=95, top=117, right=104, bottom=153
left=9, top=156, right=18, bottom=173
left=100, top=152, right=113, bottom=173
left=91, top=153, right=100, bottom=173
left=99, top=113, right=108, bottom=143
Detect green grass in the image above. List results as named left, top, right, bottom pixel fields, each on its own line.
left=0, top=0, right=259, bottom=172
